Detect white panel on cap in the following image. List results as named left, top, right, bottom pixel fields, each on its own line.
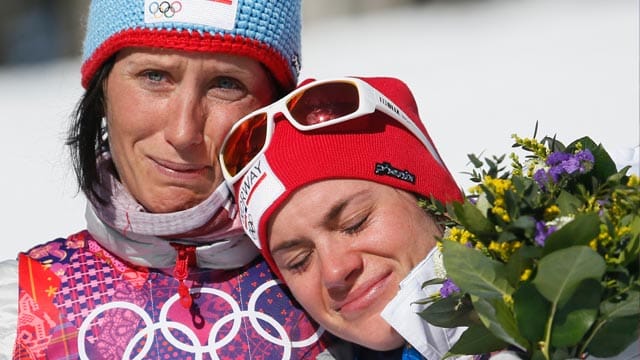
left=237, top=156, right=285, bottom=247
left=144, top=0, right=238, bottom=30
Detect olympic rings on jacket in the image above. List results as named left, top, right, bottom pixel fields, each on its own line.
left=149, top=1, right=183, bottom=19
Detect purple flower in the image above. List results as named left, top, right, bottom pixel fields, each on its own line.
left=543, top=150, right=595, bottom=183
left=576, top=149, right=594, bottom=163
left=534, top=169, right=550, bottom=188
left=548, top=165, right=565, bottom=182
left=546, top=152, right=571, bottom=166
left=534, top=221, right=557, bottom=246
left=440, top=278, right=461, bottom=298
left=562, top=157, right=583, bottom=174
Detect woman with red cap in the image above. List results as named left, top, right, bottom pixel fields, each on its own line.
left=221, top=76, right=470, bottom=359
left=0, top=1, right=338, bottom=358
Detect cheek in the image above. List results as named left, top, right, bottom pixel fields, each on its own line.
left=374, top=208, right=433, bottom=264
left=105, top=83, right=162, bottom=142
left=284, top=276, right=325, bottom=316
left=106, top=105, right=157, bottom=154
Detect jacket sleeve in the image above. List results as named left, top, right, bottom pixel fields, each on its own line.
left=0, top=259, right=18, bottom=360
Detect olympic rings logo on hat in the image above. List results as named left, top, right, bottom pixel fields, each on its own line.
left=149, top=1, right=183, bottom=19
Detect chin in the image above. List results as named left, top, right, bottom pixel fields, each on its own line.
left=343, top=322, right=405, bottom=351
left=145, top=189, right=210, bottom=213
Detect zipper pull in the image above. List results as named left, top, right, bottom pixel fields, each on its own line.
left=171, top=243, right=196, bottom=309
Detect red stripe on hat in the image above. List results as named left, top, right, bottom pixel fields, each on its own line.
left=81, top=28, right=295, bottom=90
left=246, top=172, right=267, bottom=206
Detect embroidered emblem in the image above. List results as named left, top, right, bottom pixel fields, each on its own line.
left=375, top=162, right=416, bottom=184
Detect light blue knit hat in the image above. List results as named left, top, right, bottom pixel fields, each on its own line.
left=81, top=0, right=301, bottom=90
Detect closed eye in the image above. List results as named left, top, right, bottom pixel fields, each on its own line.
left=343, top=214, right=368, bottom=235
left=285, top=249, right=314, bottom=274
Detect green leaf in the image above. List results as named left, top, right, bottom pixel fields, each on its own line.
left=452, top=202, right=497, bottom=238
left=531, top=350, right=547, bottom=360
left=517, top=245, right=544, bottom=260
left=467, top=153, right=484, bottom=168
left=549, top=348, right=571, bottom=360
left=555, top=190, right=583, bottom=216
left=620, top=217, right=640, bottom=267
left=551, top=278, right=602, bottom=347
left=533, top=246, right=606, bottom=307
left=542, top=214, right=600, bottom=255
left=504, top=246, right=534, bottom=287
left=420, top=278, right=445, bottom=288
left=446, top=324, right=509, bottom=357
left=508, top=215, right=537, bottom=239
left=442, top=240, right=513, bottom=299
left=586, top=315, right=640, bottom=357
left=471, top=295, right=529, bottom=350
left=513, top=283, right=550, bottom=342
left=601, top=290, right=640, bottom=318
left=419, top=294, right=477, bottom=328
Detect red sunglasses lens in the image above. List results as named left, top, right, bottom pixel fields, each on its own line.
left=223, top=113, right=268, bottom=177
left=287, top=82, right=360, bottom=126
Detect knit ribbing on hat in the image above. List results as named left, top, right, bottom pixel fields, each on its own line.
left=81, top=0, right=301, bottom=90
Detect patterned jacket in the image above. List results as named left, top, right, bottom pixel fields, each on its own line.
left=13, top=230, right=333, bottom=359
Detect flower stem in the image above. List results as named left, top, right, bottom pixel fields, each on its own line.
left=578, top=317, right=605, bottom=356
left=542, top=301, right=557, bottom=360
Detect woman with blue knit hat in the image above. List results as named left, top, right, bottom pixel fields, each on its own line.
left=0, top=1, right=338, bottom=358
left=221, top=76, right=470, bottom=359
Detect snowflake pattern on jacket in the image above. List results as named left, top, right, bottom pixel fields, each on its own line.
left=14, top=230, right=331, bottom=359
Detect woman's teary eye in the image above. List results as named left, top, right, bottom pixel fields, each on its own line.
left=285, top=250, right=313, bottom=274
left=208, top=76, right=246, bottom=101
left=143, top=70, right=165, bottom=82
left=212, top=76, right=243, bottom=90
left=343, top=214, right=368, bottom=235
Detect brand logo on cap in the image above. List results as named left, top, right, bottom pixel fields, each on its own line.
left=375, top=162, right=416, bottom=184
left=144, top=0, right=238, bottom=30
left=237, top=156, right=285, bottom=247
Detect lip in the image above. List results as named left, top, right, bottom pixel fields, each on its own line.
left=333, top=271, right=393, bottom=318
left=151, top=157, right=211, bottom=180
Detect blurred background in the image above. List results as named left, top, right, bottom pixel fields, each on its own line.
left=0, top=0, right=638, bottom=259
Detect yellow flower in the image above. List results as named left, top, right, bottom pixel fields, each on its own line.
left=503, top=294, right=514, bottom=307
left=468, top=184, right=482, bottom=195
left=491, top=205, right=511, bottom=222
left=488, top=240, right=522, bottom=262
left=510, top=153, right=523, bottom=176
left=617, top=226, right=631, bottom=237
left=544, top=205, right=560, bottom=221
left=444, top=227, right=475, bottom=245
left=520, top=269, right=532, bottom=282
left=484, top=177, right=512, bottom=195
left=511, top=134, right=549, bottom=159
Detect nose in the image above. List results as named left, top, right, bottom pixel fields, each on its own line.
left=318, top=241, right=363, bottom=298
left=164, top=88, right=205, bottom=149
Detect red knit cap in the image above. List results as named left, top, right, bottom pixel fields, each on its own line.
left=232, top=77, right=463, bottom=278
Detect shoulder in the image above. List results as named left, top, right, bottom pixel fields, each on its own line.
left=22, top=231, right=90, bottom=256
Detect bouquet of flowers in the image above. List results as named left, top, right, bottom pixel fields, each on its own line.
left=420, top=129, right=639, bottom=359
